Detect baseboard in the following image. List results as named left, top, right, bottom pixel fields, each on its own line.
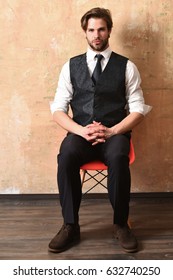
left=0, top=192, right=173, bottom=200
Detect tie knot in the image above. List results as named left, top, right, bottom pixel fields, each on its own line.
left=95, top=54, right=103, bottom=61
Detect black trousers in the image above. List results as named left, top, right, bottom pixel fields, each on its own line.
left=57, top=133, right=131, bottom=226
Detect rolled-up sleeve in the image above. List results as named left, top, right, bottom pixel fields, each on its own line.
left=50, top=61, right=73, bottom=115
left=126, top=61, right=152, bottom=116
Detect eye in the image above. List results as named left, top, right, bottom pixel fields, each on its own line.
left=99, top=27, right=106, bottom=32
left=88, top=29, right=94, bottom=32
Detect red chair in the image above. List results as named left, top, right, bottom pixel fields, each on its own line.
left=80, top=139, right=135, bottom=195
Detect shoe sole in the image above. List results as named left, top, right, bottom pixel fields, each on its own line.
left=48, top=238, right=80, bottom=253
left=114, top=234, right=138, bottom=253
left=122, top=246, right=138, bottom=253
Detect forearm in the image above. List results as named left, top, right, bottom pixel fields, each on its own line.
left=53, top=111, right=83, bottom=136
left=53, top=111, right=107, bottom=144
left=111, top=112, right=144, bottom=135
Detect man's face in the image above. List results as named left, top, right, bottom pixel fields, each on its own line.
left=85, top=17, right=111, bottom=52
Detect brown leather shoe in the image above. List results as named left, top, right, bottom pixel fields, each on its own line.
left=113, top=223, right=138, bottom=253
left=48, top=224, right=80, bottom=253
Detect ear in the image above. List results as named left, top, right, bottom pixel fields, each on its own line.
left=108, top=29, right=112, bottom=37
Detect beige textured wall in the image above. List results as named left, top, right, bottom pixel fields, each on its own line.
left=0, top=0, right=172, bottom=194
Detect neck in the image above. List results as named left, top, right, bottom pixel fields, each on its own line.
left=88, top=44, right=109, bottom=53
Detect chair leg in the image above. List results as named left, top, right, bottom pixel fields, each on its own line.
left=81, top=169, right=108, bottom=196
left=80, top=170, right=86, bottom=188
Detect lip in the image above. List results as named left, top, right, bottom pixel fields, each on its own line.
left=93, top=40, right=101, bottom=44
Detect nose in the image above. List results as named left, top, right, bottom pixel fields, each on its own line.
left=93, top=30, right=99, bottom=38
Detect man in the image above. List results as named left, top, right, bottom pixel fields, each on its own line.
left=49, top=7, right=151, bottom=253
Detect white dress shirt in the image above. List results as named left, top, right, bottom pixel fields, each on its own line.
left=50, top=47, right=152, bottom=116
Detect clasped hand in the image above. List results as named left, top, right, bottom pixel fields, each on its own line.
left=82, top=121, right=114, bottom=145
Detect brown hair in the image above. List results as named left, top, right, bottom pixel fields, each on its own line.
left=81, top=7, right=113, bottom=31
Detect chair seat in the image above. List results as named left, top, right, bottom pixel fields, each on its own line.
left=81, top=160, right=107, bottom=170
left=81, top=139, right=135, bottom=172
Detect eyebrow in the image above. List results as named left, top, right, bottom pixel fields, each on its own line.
left=88, top=27, right=106, bottom=31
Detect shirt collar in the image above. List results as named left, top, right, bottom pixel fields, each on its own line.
left=86, top=46, right=112, bottom=62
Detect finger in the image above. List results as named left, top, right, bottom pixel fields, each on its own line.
left=92, top=138, right=106, bottom=145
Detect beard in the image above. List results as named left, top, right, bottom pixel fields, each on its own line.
left=87, top=37, right=109, bottom=52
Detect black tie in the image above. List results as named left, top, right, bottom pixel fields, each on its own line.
left=92, top=54, right=103, bottom=84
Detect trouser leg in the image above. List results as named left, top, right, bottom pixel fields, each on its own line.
left=101, top=134, right=131, bottom=225
left=57, top=134, right=97, bottom=224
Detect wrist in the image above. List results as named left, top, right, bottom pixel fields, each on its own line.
left=112, top=126, right=118, bottom=136
left=77, top=125, right=85, bottom=137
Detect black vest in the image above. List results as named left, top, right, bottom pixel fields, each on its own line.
left=70, top=52, right=128, bottom=127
